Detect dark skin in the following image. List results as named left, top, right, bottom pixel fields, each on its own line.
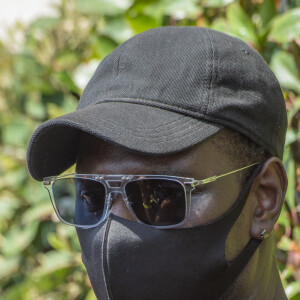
left=76, top=133, right=288, bottom=300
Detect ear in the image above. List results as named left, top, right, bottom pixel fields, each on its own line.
left=250, top=157, right=288, bottom=239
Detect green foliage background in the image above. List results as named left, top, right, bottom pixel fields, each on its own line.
left=0, top=0, right=300, bottom=299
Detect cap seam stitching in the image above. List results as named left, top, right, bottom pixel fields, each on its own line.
left=92, top=98, right=222, bottom=125
left=78, top=116, right=213, bottom=141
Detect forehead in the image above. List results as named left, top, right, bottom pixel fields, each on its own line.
left=76, top=132, right=235, bottom=179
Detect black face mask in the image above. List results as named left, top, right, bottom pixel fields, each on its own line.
left=77, top=164, right=263, bottom=300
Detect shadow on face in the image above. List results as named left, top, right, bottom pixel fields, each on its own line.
left=76, top=132, right=243, bottom=227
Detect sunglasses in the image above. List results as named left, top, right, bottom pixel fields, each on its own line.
left=43, top=162, right=259, bottom=229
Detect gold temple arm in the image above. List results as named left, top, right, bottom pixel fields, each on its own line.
left=191, top=162, right=260, bottom=187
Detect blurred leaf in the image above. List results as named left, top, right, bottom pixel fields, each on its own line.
left=143, top=0, right=201, bottom=20
left=24, top=94, right=46, bottom=120
left=126, top=13, right=159, bottom=33
left=29, top=17, right=60, bottom=32
left=258, top=0, right=277, bottom=27
left=91, top=36, right=118, bottom=58
left=286, top=281, right=300, bottom=299
left=48, top=232, right=71, bottom=251
left=34, top=251, right=75, bottom=277
left=210, top=18, right=229, bottom=33
left=0, top=167, right=28, bottom=190
left=0, top=192, right=20, bottom=223
left=54, top=51, right=79, bottom=71
left=270, top=51, right=300, bottom=95
left=102, top=17, right=134, bottom=43
left=1, top=280, right=30, bottom=300
left=269, top=8, right=300, bottom=43
left=278, top=204, right=290, bottom=227
left=2, top=118, right=33, bottom=147
left=22, top=201, right=53, bottom=224
left=75, top=0, right=132, bottom=15
left=52, top=72, right=80, bottom=94
left=285, top=128, right=300, bottom=146
left=202, top=0, right=234, bottom=8
left=294, top=227, right=300, bottom=246
left=1, top=221, right=39, bottom=257
left=284, top=146, right=296, bottom=209
left=287, top=97, right=300, bottom=126
left=291, top=293, right=300, bottom=300
left=226, top=3, right=259, bottom=47
left=85, top=289, right=97, bottom=300
left=0, top=256, right=20, bottom=280
left=278, top=235, right=292, bottom=251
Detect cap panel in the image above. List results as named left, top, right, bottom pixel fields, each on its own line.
left=206, top=29, right=286, bottom=158
left=78, top=27, right=213, bottom=116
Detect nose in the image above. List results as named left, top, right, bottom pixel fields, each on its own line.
left=110, top=193, right=136, bottom=222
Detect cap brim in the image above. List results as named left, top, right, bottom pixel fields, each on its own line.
left=27, top=102, right=223, bottom=181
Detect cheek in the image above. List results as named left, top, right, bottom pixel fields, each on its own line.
left=187, top=192, right=218, bottom=225
left=184, top=182, right=241, bottom=227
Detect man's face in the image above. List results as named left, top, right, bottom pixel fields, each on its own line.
left=76, top=133, right=255, bottom=259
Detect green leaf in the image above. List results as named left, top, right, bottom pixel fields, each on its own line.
left=53, top=72, right=80, bottom=94
left=73, top=60, right=100, bottom=90
left=293, top=227, right=300, bottom=246
left=55, top=51, right=79, bottom=71
left=286, top=281, right=300, bottom=299
left=226, top=3, right=259, bottom=47
left=22, top=201, right=53, bottom=224
left=258, top=0, right=277, bottom=27
left=29, top=17, right=59, bottom=32
left=0, top=256, right=20, bottom=280
left=1, top=280, right=30, bottom=300
left=48, top=232, right=70, bottom=251
left=277, top=205, right=290, bottom=227
left=202, top=0, right=234, bottom=8
left=126, top=13, right=159, bottom=33
left=34, top=251, right=75, bottom=276
left=145, top=0, right=201, bottom=20
left=291, top=293, right=300, bottom=300
left=210, top=18, right=229, bottom=33
left=0, top=167, right=28, bottom=190
left=283, top=147, right=296, bottom=209
left=24, top=94, right=46, bottom=120
left=278, top=235, right=292, bottom=251
left=287, top=97, right=300, bottom=126
left=102, top=17, right=134, bottom=43
left=75, top=0, right=132, bottom=16
left=1, top=221, right=39, bottom=256
left=285, top=128, right=300, bottom=146
left=0, top=192, right=20, bottom=223
left=85, top=289, right=97, bottom=300
left=91, top=36, right=118, bottom=58
left=1, top=118, right=33, bottom=147
left=270, top=51, right=300, bottom=95
left=269, top=8, right=300, bottom=43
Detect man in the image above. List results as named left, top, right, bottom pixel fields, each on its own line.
left=27, top=27, right=288, bottom=299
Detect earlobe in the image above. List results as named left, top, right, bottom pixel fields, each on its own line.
left=250, top=157, right=288, bottom=240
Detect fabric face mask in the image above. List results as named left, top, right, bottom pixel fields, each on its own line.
left=76, top=165, right=263, bottom=300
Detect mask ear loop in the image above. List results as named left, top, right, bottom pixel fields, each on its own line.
left=223, top=162, right=265, bottom=269
left=212, top=161, right=265, bottom=232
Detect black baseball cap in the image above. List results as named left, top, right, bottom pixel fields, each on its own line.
left=27, top=26, right=287, bottom=181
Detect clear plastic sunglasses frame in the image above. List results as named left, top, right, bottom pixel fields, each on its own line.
left=43, top=162, right=259, bottom=229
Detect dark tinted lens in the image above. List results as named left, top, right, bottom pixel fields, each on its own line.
left=125, top=179, right=186, bottom=226
left=52, top=178, right=106, bottom=226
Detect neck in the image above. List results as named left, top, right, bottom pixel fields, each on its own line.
left=221, top=236, right=287, bottom=300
